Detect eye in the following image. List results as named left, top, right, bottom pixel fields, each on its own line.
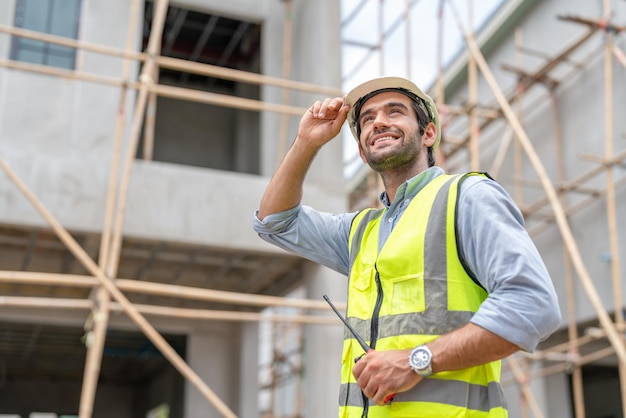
left=360, top=115, right=374, bottom=127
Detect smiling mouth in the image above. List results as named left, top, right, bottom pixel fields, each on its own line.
left=372, top=135, right=397, bottom=146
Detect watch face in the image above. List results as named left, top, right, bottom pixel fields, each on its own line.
left=410, top=347, right=431, bottom=369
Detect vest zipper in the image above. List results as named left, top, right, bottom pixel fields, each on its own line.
left=370, top=268, right=383, bottom=349
left=362, top=266, right=384, bottom=418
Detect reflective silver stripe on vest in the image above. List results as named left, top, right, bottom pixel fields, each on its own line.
left=423, top=175, right=457, bottom=302
left=349, top=208, right=384, bottom=268
left=338, top=382, right=367, bottom=407
left=340, top=379, right=507, bottom=411
left=345, top=310, right=474, bottom=342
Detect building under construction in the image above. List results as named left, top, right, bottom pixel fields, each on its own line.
left=0, top=0, right=625, bottom=417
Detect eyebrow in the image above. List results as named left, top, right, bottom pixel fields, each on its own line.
left=359, top=101, right=411, bottom=123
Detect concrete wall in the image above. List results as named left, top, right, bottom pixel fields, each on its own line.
left=184, top=324, right=241, bottom=418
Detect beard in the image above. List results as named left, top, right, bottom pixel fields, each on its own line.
left=362, top=130, right=423, bottom=173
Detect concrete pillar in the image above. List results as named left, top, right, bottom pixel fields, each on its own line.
left=238, top=321, right=260, bottom=417
left=303, top=263, right=346, bottom=418
left=502, top=363, right=572, bottom=418
left=545, top=371, right=573, bottom=418
left=184, top=323, right=241, bottom=418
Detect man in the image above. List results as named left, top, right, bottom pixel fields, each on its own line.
left=253, top=77, right=561, bottom=417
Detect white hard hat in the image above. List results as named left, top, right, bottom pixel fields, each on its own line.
left=345, top=76, right=440, bottom=149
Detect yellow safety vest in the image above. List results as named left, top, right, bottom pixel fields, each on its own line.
left=339, top=173, right=507, bottom=418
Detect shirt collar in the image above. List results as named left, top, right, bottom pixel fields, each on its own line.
left=379, top=166, right=445, bottom=208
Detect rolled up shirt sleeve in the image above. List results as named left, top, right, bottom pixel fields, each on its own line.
left=253, top=204, right=357, bottom=276
left=458, top=177, right=562, bottom=352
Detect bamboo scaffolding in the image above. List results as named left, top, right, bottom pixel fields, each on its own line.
left=500, top=118, right=626, bottom=228
left=460, top=37, right=604, bottom=191
left=0, top=57, right=309, bottom=116
left=443, top=26, right=597, bottom=159
left=405, top=0, right=412, bottom=76
left=510, top=29, right=531, bottom=413
left=553, top=84, right=586, bottom=417
left=512, top=340, right=625, bottom=384
left=444, top=104, right=502, bottom=119
left=266, top=311, right=277, bottom=418
left=83, top=2, right=233, bottom=415
left=435, top=0, right=445, bottom=105
left=276, top=0, right=294, bottom=163
left=0, top=24, right=342, bottom=97
left=507, top=356, right=544, bottom=418
left=143, top=66, right=159, bottom=161
left=275, top=7, right=304, bottom=401
left=0, top=270, right=345, bottom=311
left=0, top=296, right=338, bottom=325
left=0, top=128, right=238, bottom=418
left=447, top=0, right=626, bottom=378
left=80, top=1, right=145, bottom=414
left=559, top=104, right=586, bottom=417
left=490, top=28, right=524, bottom=180
left=529, top=177, right=626, bottom=237
left=467, top=0, right=480, bottom=172
left=601, top=2, right=626, bottom=415
left=457, top=2, right=626, bottom=364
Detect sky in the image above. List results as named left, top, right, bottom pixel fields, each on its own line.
left=340, top=0, right=506, bottom=177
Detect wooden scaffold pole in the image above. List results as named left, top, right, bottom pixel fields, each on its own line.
left=551, top=79, right=586, bottom=418
left=434, top=0, right=448, bottom=167
left=0, top=24, right=342, bottom=97
left=489, top=28, right=521, bottom=183
left=276, top=0, right=294, bottom=163
left=467, top=0, right=480, bottom=172
left=512, top=29, right=532, bottom=417
left=601, top=1, right=626, bottom=415
left=0, top=270, right=344, bottom=314
left=507, top=355, right=545, bottom=418
left=78, top=0, right=142, bottom=416
left=512, top=29, right=524, bottom=206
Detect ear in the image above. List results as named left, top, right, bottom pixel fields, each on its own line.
left=422, top=122, right=437, bottom=148
left=358, top=142, right=367, bottom=163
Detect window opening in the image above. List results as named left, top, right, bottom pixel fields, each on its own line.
left=10, top=0, right=82, bottom=70
left=140, top=2, right=262, bottom=174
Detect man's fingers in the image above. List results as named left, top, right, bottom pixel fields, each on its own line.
left=309, top=100, right=322, bottom=116
left=318, top=98, right=333, bottom=117
left=308, top=97, right=345, bottom=119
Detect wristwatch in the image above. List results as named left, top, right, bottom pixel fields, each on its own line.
left=409, top=345, right=433, bottom=377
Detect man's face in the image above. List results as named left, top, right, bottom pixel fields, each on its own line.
left=357, top=91, right=426, bottom=172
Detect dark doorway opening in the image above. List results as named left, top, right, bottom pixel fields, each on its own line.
left=570, top=365, right=623, bottom=418
left=0, top=321, right=186, bottom=418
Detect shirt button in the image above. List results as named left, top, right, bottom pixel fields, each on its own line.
left=388, top=218, right=393, bottom=223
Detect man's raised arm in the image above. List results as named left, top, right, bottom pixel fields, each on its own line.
left=257, top=97, right=350, bottom=220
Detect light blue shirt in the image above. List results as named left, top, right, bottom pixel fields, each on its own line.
left=253, top=166, right=561, bottom=352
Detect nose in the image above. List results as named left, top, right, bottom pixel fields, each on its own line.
left=372, top=111, right=390, bottom=130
